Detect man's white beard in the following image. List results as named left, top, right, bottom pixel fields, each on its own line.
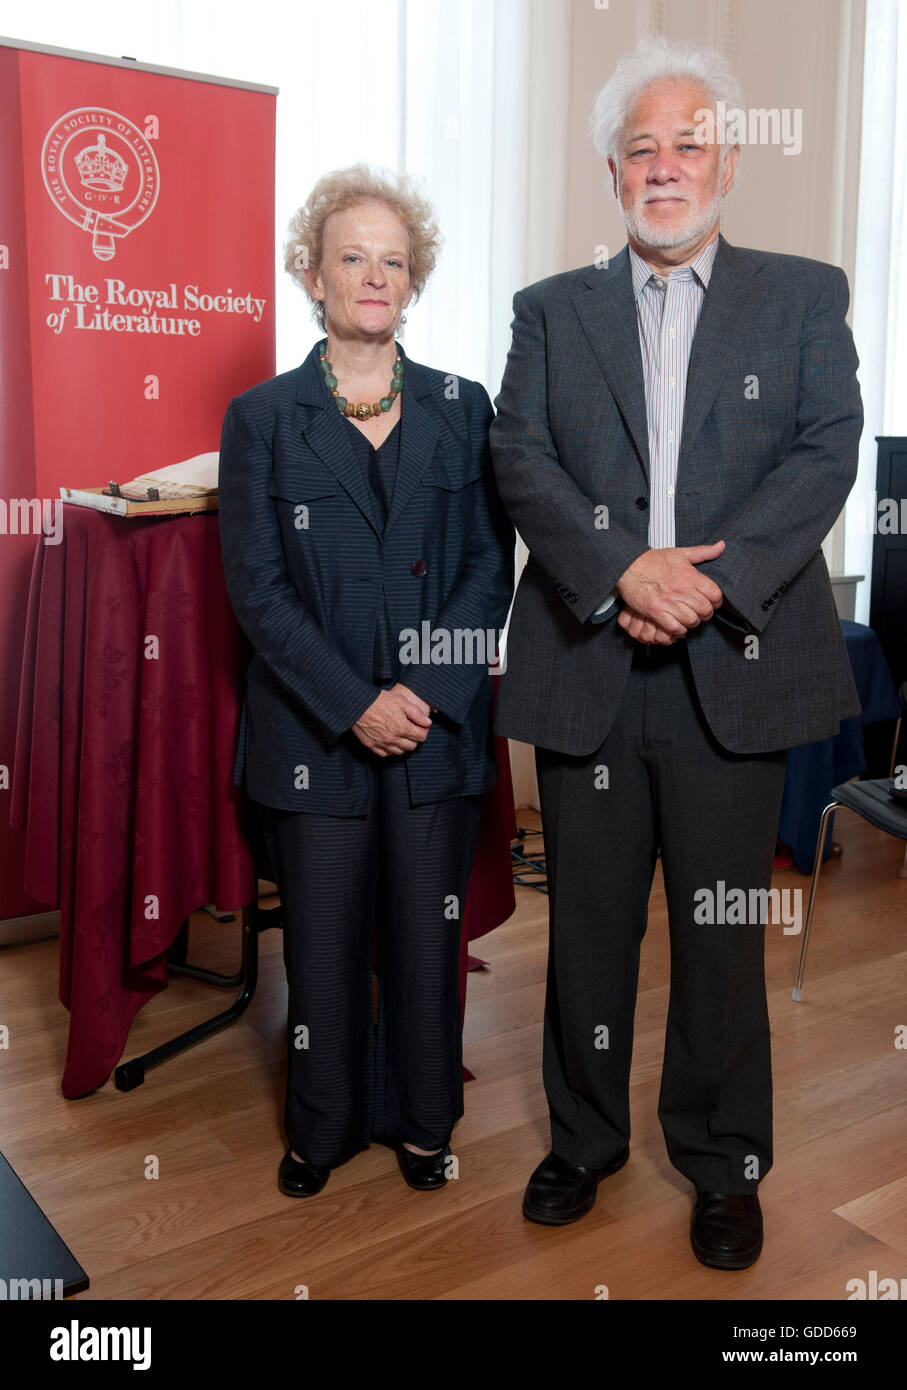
left=622, top=183, right=724, bottom=250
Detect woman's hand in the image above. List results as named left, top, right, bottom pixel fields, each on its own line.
left=351, top=686, right=432, bottom=756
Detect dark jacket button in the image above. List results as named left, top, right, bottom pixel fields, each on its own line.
left=635, top=496, right=648, bottom=510
left=412, top=559, right=428, bottom=577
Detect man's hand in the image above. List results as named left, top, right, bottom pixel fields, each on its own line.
left=617, top=605, right=680, bottom=646
left=351, top=684, right=432, bottom=756
left=616, top=541, right=726, bottom=638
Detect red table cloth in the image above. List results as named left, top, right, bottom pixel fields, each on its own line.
left=10, top=505, right=515, bottom=1098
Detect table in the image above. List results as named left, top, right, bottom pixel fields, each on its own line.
left=10, top=506, right=256, bottom=1097
left=0, top=1149, right=88, bottom=1298
left=778, top=620, right=902, bottom=872
left=10, top=505, right=516, bottom=1098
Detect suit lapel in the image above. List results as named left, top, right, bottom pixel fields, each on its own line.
left=384, top=353, right=442, bottom=535
left=572, top=237, right=773, bottom=487
left=296, top=345, right=381, bottom=536
left=295, top=340, right=443, bottom=539
left=572, top=248, right=650, bottom=479
left=678, top=235, right=770, bottom=477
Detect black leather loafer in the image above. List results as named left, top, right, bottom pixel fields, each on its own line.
left=396, top=1143, right=451, bottom=1190
left=277, top=1148, right=330, bottom=1198
left=691, top=1191, right=763, bottom=1269
left=522, top=1146, right=630, bottom=1225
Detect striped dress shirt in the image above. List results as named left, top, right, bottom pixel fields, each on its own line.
left=594, top=234, right=718, bottom=616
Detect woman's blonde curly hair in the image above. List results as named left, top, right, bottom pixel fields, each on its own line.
left=284, top=163, right=442, bottom=331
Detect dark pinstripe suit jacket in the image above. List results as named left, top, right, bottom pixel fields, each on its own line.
left=490, top=235, right=863, bottom=756
left=218, top=339, right=515, bottom=814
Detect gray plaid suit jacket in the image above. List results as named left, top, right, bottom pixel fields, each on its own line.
left=490, top=234, right=863, bottom=756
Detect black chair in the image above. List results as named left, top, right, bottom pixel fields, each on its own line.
left=793, top=681, right=907, bottom=1000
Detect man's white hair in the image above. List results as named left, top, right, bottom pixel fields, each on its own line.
left=590, top=36, right=744, bottom=170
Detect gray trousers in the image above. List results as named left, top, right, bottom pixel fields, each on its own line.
left=535, top=642, right=787, bottom=1193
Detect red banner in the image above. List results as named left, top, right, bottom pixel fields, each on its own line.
left=0, top=42, right=276, bottom=920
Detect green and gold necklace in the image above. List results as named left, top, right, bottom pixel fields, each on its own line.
left=319, top=347, right=404, bottom=420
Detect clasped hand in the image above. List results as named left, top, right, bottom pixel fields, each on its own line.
left=351, top=683, right=432, bottom=756
left=616, top=541, right=725, bottom=645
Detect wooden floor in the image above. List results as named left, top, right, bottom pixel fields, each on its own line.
left=2, top=810, right=905, bottom=1301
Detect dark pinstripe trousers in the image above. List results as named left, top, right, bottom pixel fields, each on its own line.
left=535, top=642, right=787, bottom=1194
left=256, top=757, right=483, bottom=1167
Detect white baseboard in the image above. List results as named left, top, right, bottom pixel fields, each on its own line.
left=0, top=910, right=61, bottom=947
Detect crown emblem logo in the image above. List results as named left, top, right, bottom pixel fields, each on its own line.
left=42, top=109, right=159, bottom=261
left=75, top=132, right=128, bottom=192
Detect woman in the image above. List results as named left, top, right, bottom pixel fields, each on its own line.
left=218, top=165, right=514, bottom=1197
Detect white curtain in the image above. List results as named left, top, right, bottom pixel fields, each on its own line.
left=1, top=0, right=569, bottom=808
left=847, top=0, right=907, bottom=621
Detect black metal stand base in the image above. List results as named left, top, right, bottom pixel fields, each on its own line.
left=113, top=894, right=283, bottom=1092
left=512, top=826, right=548, bottom=893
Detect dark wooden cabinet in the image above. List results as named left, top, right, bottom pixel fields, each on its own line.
left=869, top=437, right=907, bottom=772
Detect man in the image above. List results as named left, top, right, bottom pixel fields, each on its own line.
left=489, top=36, right=862, bottom=1270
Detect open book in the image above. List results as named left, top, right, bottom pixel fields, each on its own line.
left=117, top=451, right=219, bottom=501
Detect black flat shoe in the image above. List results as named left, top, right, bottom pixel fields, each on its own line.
left=691, top=1191, right=763, bottom=1269
left=522, top=1146, right=630, bottom=1225
left=277, top=1148, right=330, bottom=1198
left=396, top=1142, right=451, bottom=1190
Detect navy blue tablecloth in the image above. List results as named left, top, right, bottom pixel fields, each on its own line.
left=779, top=621, right=901, bottom=873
